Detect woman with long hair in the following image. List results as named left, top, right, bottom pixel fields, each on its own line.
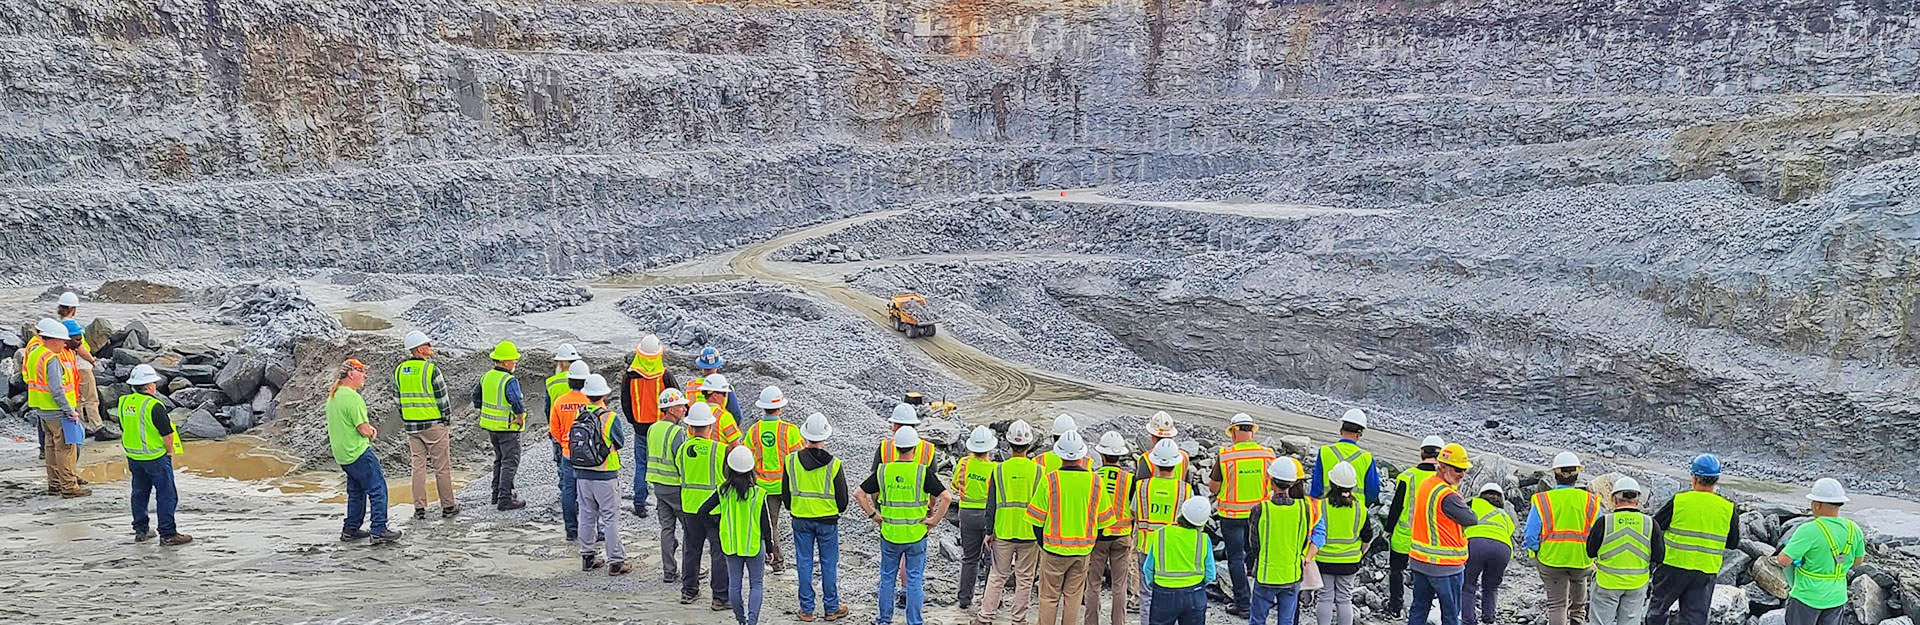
left=1315, top=463, right=1374, bottom=625
left=701, top=446, right=774, bottom=625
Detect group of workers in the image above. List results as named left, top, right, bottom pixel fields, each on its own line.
left=20, top=309, right=1868, bottom=625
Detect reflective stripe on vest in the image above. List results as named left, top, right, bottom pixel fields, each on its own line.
left=878, top=461, right=930, bottom=544
left=1139, top=447, right=1191, bottom=484
left=678, top=438, right=726, bottom=511
left=1463, top=497, right=1516, bottom=546
left=1217, top=443, right=1275, bottom=518
left=478, top=369, right=516, bottom=431
left=1393, top=466, right=1436, bottom=553
left=719, top=487, right=767, bottom=557
left=1795, top=518, right=1861, bottom=581
left=646, top=421, right=687, bottom=485
left=544, top=372, right=568, bottom=416
left=1410, top=476, right=1468, bottom=565
left=393, top=359, right=442, bottom=421
left=1534, top=488, right=1600, bottom=568
left=1318, top=442, right=1374, bottom=506
left=1151, top=525, right=1209, bottom=589
left=954, top=456, right=998, bottom=510
left=24, top=346, right=58, bottom=410
left=627, top=372, right=665, bottom=425
left=1098, top=465, right=1135, bottom=536
left=118, top=393, right=166, bottom=461
left=1255, top=498, right=1312, bottom=585
left=1663, top=490, right=1734, bottom=574
left=787, top=452, right=842, bottom=519
left=881, top=440, right=935, bottom=466
left=1028, top=470, right=1104, bottom=555
left=746, top=420, right=799, bottom=492
left=1318, top=501, right=1367, bottom=564
left=1133, top=477, right=1191, bottom=552
left=1595, top=511, right=1653, bottom=590
left=992, top=457, right=1042, bottom=541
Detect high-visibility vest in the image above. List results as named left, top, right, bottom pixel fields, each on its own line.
left=1148, top=524, right=1209, bottom=589
left=1138, top=448, right=1190, bottom=483
left=544, top=371, right=568, bottom=415
left=1533, top=487, right=1601, bottom=568
left=24, top=345, right=61, bottom=411
left=1595, top=510, right=1654, bottom=590
left=1040, top=451, right=1063, bottom=475
left=877, top=461, right=930, bottom=544
left=1662, top=490, right=1734, bottom=574
left=1216, top=442, right=1275, bottom=518
left=1133, top=476, right=1192, bottom=553
left=1318, top=501, right=1367, bottom=564
left=549, top=391, right=589, bottom=451
left=743, top=419, right=801, bottom=494
left=1392, top=465, right=1437, bottom=553
left=719, top=486, right=768, bottom=557
left=991, top=456, right=1042, bottom=540
left=1463, top=497, right=1515, bottom=547
left=645, top=420, right=687, bottom=486
left=1026, top=470, right=1105, bottom=556
left=786, top=451, right=842, bottom=519
left=678, top=437, right=727, bottom=511
left=578, top=406, right=621, bottom=472
left=1096, top=465, right=1135, bottom=537
left=880, top=440, right=936, bottom=466
left=118, top=393, right=167, bottom=461
left=477, top=369, right=519, bottom=432
left=1255, top=498, right=1313, bottom=585
left=713, top=405, right=742, bottom=445
left=1317, top=441, right=1374, bottom=506
left=393, top=359, right=443, bottom=422
left=1409, top=475, right=1468, bottom=566
left=625, top=371, right=666, bottom=425
left=953, top=456, right=999, bottom=510
left=1791, top=518, right=1862, bottom=586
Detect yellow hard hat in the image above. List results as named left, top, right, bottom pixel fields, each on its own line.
left=489, top=340, right=521, bottom=361
left=1437, top=443, right=1472, bottom=470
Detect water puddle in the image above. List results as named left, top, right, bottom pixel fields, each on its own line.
left=336, top=310, right=393, bottom=331
left=78, top=437, right=305, bottom=490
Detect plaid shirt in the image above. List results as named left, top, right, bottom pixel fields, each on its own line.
left=402, top=367, right=452, bottom=433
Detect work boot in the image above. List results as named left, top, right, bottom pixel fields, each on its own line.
left=799, top=613, right=816, bottom=622
left=678, top=594, right=697, bottom=605
left=340, top=529, right=371, bottom=541
left=370, top=529, right=403, bottom=544
left=711, top=598, right=728, bottom=612
left=60, top=487, right=91, bottom=498
left=441, top=505, right=461, bottom=518
left=77, top=477, right=89, bottom=486
left=162, top=534, right=193, bottom=546
left=582, top=554, right=604, bottom=571
left=663, top=572, right=679, bottom=584
left=609, top=561, right=633, bottom=577
left=496, top=499, right=526, bottom=511
left=413, top=508, right=428, bottom=520
left=823, top=606, right=848, bottom=621
left=632, top=504, right=649, bottom=519
left=1226, top=606, right=1249, bottom=618
left=133, top=530, right=155, bottom=542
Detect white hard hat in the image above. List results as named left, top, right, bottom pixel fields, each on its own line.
left=1149, top=439, right=1183, bottom=468
left=127, top=364, right=162, bottom=386
left=1053, top=430, right=1088, bottom=462
left=1179, top=496, right=1212, bottom=526
left=893, top=426, right=921, bottom=450
left=966, top=426, right=997, bottom=453
left=1268, top=456, right=1301, bottom=481
left=801, top=413, right=833, bottom=442
left=1229, top=413, right=1256, bottom=428
left=1329, top=462, right=1358, bottom=489
left=1095, top=431, right=1129, bottom=456
left=553, top=343, right=581, bottom=361
left=702, top=373, right=733, bottom=394
left=1147, top=411, right=1178, bottom=438
left=35, top=318, right=70, bottom=339
left=756, top=386, right=787, bottom=410
left=636, top=334, right=664, bottom=357
left=1551, top=452, right=1582, bottom=470
left=567, top=360, right=592, bottom=380
left=1341, top=408, right=1368, bottom=429
left=1479, top=482, right=1504, bottom=496
left=1052, top=414, right=1077, bottom=437
left=403, top=330, right=432, bottom=350
left=57, top=292, right=80, bottom=307
left=727, top=446, right=756, bottom=473
left=1421, top=435, right=1445, bottom=449
left=1612, top=477, right=1642, bottom=495
left=658, top=388, right=690, bottom=410
left=1808, top=478, right=1849, bottom=504
left=582, top=374, right=612, bottom=397
left=1005, top=420, right=1036, bottom=445
left=684, top=403, right=718, bottom=427
left=888, top=402, right=920, bottom=425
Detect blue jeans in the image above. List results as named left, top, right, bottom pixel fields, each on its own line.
left=877, top=539, right=927, bottom=625
left=1221, top=517, right=1253, bottom=611
left=1410, top=571, right=1464, bottom=625
left=1252, top=583, right=1301, bottom=625
left=553, top=442, right=578, bottom=537
left=794, top=518, right=842, bottom=615
left=128, top=456, right=179, bottom=537
left=341, top=452, right=389, bottom=534
left=628, top=421, right=650, bottom=510
left=1150, top=584, right=1208, bottom=625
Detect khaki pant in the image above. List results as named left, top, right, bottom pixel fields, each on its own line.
left=1083, top=536, right=1134, bottom=625
left=41, top=418, right=79, bottom=492
left=1541, top=565, right=1593, bottom=625
left=407, top=423, right=455, bottom=510
left=980, top=539, right=1040, bottom=624
left=76, top=369, right=101, bottom=430
left=1037, top=550, right=1091, bottom=625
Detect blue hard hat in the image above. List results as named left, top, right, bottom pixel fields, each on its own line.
left=694, top=346, right=724, bottom=370
left=61, top=320, right=84, bottom=339
left=1690, top=454, right=1721, bottom=477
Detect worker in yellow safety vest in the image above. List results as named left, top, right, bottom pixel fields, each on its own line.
left=1083, top=431, right=1135, bottom=625
left=1039, top=414, right=1077, bottom=474
left=1025, top=430, right=1115, bottom=625
left=976, top=420, right=1042, bottom=625
left=784, top=413, right=849, bottom=622
left=121, top=363, right=191, bottom=545
left=955, top=426, right=1001, bottom=613
left=475, top=341, right=528, bottom=511
left=677, top=402, right=733, bottom=610
left=1248, top=457, right=1324, bottom=625
left=697, top=373, right=743, bottom=445
left=1526, top=452, right=1601, bottom=625
left=1649, top=454, right=1740, bottom=625
left=1132, top=439, right=1194, bottom=623
left=699, top=446, right=776, bottom=625
left=395, top=330, right=456, bottom=519
left=1315, top=462, right=1373, bottom=625
left=1774, top=478, right=1864, bottom=625
left=1588, top=477, right=1662, bottom=625
left=743, top=385, right=800, bottom=573
left=649, top=388, right=693, bottom=583
left=1137, top=412, right=1189, bottom=482
left=1461, top=483, right=1516, bottom=625
left=857, top=426, right=953, bottom=625
left=25, top=319, right=86, bottom=497
left=1407, top=443, right=1480, bottom=625
left=1142, top=496, right=1217, bottom=625
left=1210, top=412, right=1274, bottom=617
left=873, top=402, right=935, bottom=468
left=1386, top=434, right=1445, bottom=617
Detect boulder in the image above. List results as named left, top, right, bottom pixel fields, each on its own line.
left=250, top=386, right=276, bottom=415
left=1752, top=557, right=1792, bottom=599
left=1740, top=540, right=1778, bottom=559
left=222, top=405, right=256, bottom=434
left=1756, top=609, right=1785, bottom=625
left=83, top=318, right=113, bottom=353
left=916, top=416, right=966, bottom=449
left=215, top=351, right=268, bottom=400
left=1747, top=583, right=1783, bottom=613
left=110, top=320, right=152, bottom=351
left=1853, top=575, right=1892, bottom=625
left=167, top=376, right=191, bottom=393
left=98, top=383, right=128, bottom=408
left=180, top=407, right=226, bottom=440
left=168, top=387, right=228, bottom=408
left=178, top=364, right=218, bottom=385
left=1719, top=549, right=1755, bottom=585
left=110, top=348, right=155, bottom=366
left=263, top=358, right=293, bottom=390
left=1278, top=434, right=1313, bottom=456
left=1711, top=584, right=1749, bottom=625
left=1742, top=511, right=1782, bottom=545
left=0, top=325, right=20, bottom=351
left=1881, top=618, right=1913, bottom=625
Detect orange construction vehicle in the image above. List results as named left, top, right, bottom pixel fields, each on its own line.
left=887, top=294, right=937, bottom=338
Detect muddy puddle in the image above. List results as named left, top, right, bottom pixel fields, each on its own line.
left=336, top=309, right=394, bottom=330
left=74, top=438, right=473, bottom=505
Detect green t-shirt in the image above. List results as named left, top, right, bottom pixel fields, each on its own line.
left=326, top=386, right=372, bottom=466
left=1781, top=516, right=1864, bottom=609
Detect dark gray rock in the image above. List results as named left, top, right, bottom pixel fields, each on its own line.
left=110, top=348, right=154, bottom=365
left=110, top=320, right=152, bottom=351
left=180, top=408, right=226, bottom=440
left=168, top=387, right=228, bottom=408
left=178, top=364, right=218, bottom=385
left=1756, top=609, right=1785, bottom=625
left=1742, top=511, right=1782, bottom=545
left=1719, top=549, right=1755, bottom=586
left=1747, top=583, right=1783, bottom=613
left=166, top=376, right=190, bottom=393
left=98, top=383, right=129, bottom=408
left=1712, top=585, right=1749, bottom=625
left=215, top=351, right=268, bottom=400
left=249, top=386, right=276, bottom=416
left=83, top=318, right=112, bottom=353
left=222, top=405, right=256, bottom=434
left=1740, top=540, right=1777, bottom=559
left=263, top=358, right=293, bottom=390
left=0, top=326, right=20, bottom=350
left=1854, top=575, right=1891, bottom=625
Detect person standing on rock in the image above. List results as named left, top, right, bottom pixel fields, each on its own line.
left=1211, top=412, right=1276, bottom=618
left=621, top=335, right=676, bottom=519
left=784, top=413, right=849, bottom=622
left=1084, top=431, right=1136, bottom=625
left=1586, top=477, right=1660, bottom=625
left=25, top=319, right=87, bottom=497
left=976, top=420, right=1042, bottom=625
left=474, top=340, right=527, bottom=511
left=1646, top=454, right=1740, bottom=625
left=328, top=358, right=400, bottom=544
left=569, top=374, right=631, bottom=576
left=1774, top=478, right=1864, bottom=625
left=953, top=425, right=1000, bottom=613
left=1142, top=496, right=1216, bottom=625
left=1406, top=443, right=1479, bottom=625
left=702, top=446, right=775, bottom=625
left=1387, top=436, right=1446, bottom=618
left=743, top=385, right=800, bottom=573
left=120, top=364, right=190, bottom=545
left=678, top=402, right=732, bottom=610
left=859, top=426, right=952, bottom=625
left=549, top=358, right=592, bottom=542
left=1026, top=430, right=1113, bottom=625
left=649, top=388, right=693, bottom=583
left=1136, top=412, right=1188, bottom=482
left=1134, top=439, right=1195, bottom=623
left=1315, top=463, right=1373, bottom=625
left=1461, top=483, right=1515, bottom=625
left=698, top=373, right=744, bottom=445
left=1526, top=453, right=1601, bottom=625
left=1311, top=409, right=1381, bottom=509
left=1248, top=458, right=1324, bottom=625
left=394, top=330, right=457, bottom=518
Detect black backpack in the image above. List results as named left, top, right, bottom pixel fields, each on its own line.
left=569, top=407, right=612, bottom=469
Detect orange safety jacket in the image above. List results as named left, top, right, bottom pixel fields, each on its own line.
left=1410, top=475, right=1469, bottom=566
